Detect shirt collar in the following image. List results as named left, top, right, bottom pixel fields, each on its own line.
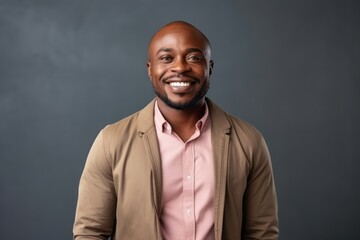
left=154, top=101, right=210, bottom=134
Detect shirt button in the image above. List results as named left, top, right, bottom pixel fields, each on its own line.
left=186, top=208, right=191, bottom=215
left=186, top=174, right=191, bottom=180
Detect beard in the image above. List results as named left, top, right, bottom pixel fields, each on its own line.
left=152, top=82, right=209, bottom=110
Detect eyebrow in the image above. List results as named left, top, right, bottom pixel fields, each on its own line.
left=156, top=47, right=203, bottom=55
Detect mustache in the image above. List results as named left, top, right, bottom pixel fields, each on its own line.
left=162, top=74, right=199, bottom=82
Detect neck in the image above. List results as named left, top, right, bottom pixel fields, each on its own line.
left=157, top=98, right=206, bottom=141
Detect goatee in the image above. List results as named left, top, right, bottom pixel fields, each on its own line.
left=152, top=85, right=209, bottom=110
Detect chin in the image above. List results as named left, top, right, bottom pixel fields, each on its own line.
left=163, top=96, right=204, bottom=110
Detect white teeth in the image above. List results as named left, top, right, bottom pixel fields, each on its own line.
left=169, top=82, right=191, bottom=87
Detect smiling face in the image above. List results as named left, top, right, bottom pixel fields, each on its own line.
left=147, top=22, right=213, bottom=110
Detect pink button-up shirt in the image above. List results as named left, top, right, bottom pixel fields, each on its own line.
left=154, top=102, right=214, bottom=240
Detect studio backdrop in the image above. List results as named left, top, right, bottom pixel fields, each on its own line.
left=0, top=0, right=359, bottom=239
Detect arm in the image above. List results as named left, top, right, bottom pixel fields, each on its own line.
left=73, top=130, right=116, bottom=240
left=242, top=135, right=279, bottom=239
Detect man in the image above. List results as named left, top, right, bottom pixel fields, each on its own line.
left=73, top=21, right=279, bottom=239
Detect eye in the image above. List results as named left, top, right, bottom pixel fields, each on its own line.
left=187, top=54, right=203, bottom=63
left=159, top=55, right=173, bottom=63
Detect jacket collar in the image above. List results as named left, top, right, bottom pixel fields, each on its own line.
left=137, top=99, right=157, bottom=134
left=137, top=97, right=231, bottom=134
left=206, top=98, right=231, bottom=135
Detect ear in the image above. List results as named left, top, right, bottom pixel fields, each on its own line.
left=146, top=62, right=152, bottom=79
left=209, top=60, right=214, bottom=75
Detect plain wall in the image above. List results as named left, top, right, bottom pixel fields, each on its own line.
left=1, top=0, right=359, bottom=239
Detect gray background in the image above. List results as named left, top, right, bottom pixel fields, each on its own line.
left=1, top=0, right=359, bottom=239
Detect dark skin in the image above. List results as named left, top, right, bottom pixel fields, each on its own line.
left=147, top=21, right=214, bottom=141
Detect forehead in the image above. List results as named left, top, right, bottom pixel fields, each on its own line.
left=148, top=25, right=210, bottom=56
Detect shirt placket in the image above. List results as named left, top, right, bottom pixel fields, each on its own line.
left=183, top=141, right=196, bottom=240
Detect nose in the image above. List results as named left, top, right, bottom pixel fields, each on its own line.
left=171, top=57, right=191, bottom=73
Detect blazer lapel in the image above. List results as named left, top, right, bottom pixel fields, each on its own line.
left=137, top=99, right=163, bottom=216
left=206, top=98, right=231, bottom=240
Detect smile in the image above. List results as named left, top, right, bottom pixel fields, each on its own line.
left=169, top=82, right=191, bottom=87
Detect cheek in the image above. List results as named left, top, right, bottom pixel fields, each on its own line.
left=195, top=69, right=209, bottom=80
left=153, top=66, right=168, bottom=80
left=194, top=64, right=209, bottom=75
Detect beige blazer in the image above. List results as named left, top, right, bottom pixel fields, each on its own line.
left=73, top=98, right=279, bottom=239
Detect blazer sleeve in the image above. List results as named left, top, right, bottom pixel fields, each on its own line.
left=73, top=130, right=116, bottom=239
left=242, top=135, right=279, bottom=239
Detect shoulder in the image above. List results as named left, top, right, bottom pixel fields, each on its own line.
left=225, top=113, right=266, bottom=160
left=103, top=112, right=139, bottom=135
left=206, top=98, right=263, bottom=142
left=226, top=113, right=262, bottom=142
left=207, top=98, right=266, bottom=162
left=100, top=100, right=156, bottom=146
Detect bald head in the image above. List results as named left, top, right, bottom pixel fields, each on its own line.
left=147, top=21, right=211, bottom=61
